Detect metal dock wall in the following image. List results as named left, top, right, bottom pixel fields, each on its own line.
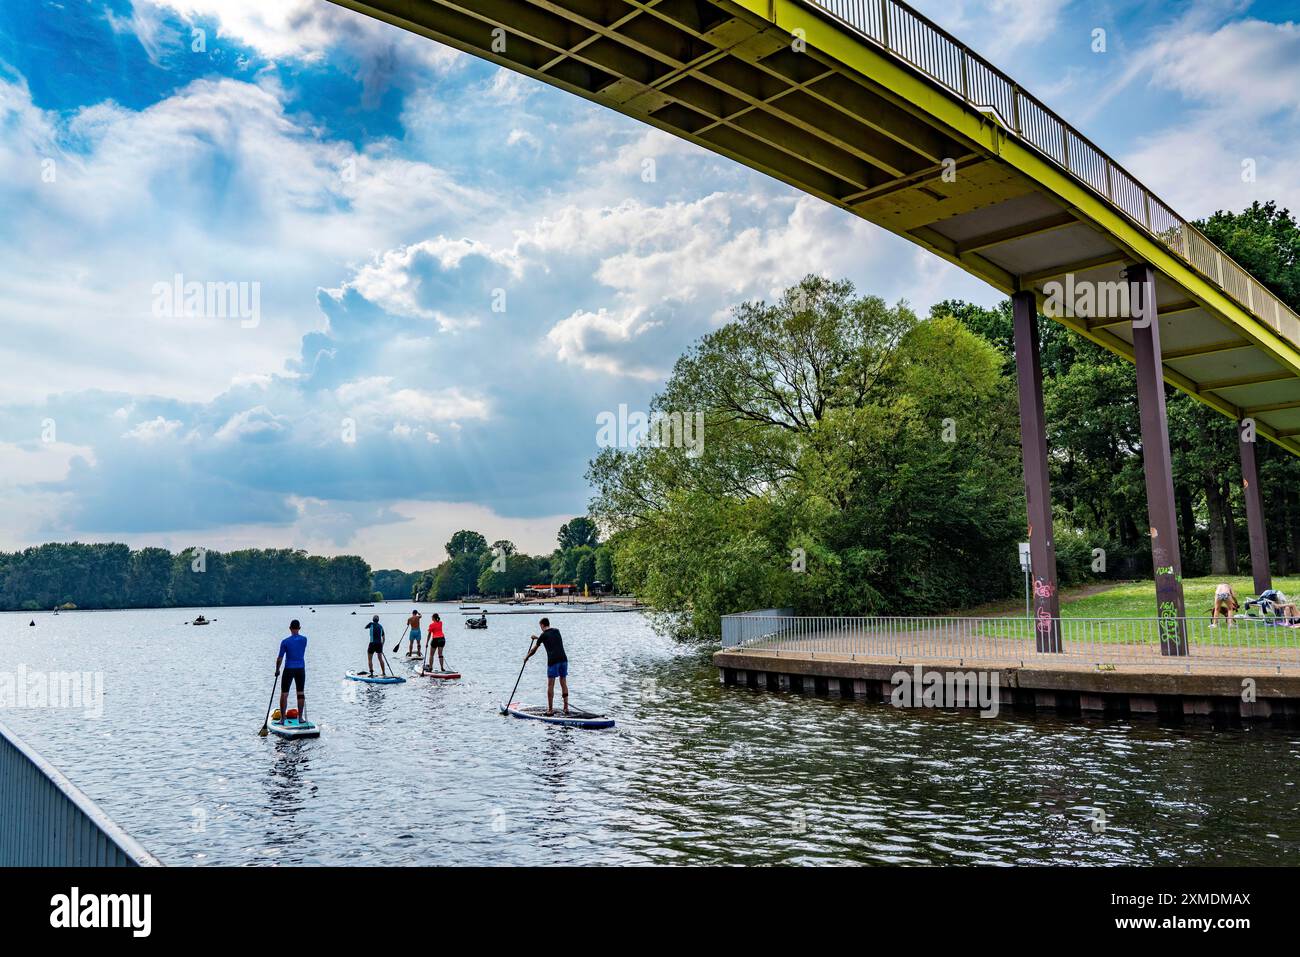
left=0, top=718, right=160, bottom=866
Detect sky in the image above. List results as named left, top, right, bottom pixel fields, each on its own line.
left=0, top=0, right=1297, bottom=570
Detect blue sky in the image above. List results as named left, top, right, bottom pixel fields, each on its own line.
left=0, top=0, right=1297, bottom=569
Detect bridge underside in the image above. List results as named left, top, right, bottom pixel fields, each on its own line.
left=329, top=0, right=1300, bottom=456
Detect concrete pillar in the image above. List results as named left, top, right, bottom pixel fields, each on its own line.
left=1012, top=290, right=1062, bottom=652
left=1126, top=264, right=1188, bottom=655
left=1238, top=421, right=1272, bottom=595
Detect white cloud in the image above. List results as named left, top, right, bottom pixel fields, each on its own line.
left=214, top=406, right=289, bottom=442
left=122, top=416, right=183, bottom=441
left=135, top=0, right=462, bottom=73
left=336, top=379, right=490, bottom=424
left=1118, top=18, right=1300, bottom=216
left=0, top=442, right=96, bottom=486
left=507, top=128, right=541, bottom=149
left=546, top=308, right=664, bottom=380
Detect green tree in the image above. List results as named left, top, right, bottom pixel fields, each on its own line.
left=445, top=530, right=489, bottom=558
left=557, top=518, right=599, bottom=551
left=590, top=275, right=1022, bottom=638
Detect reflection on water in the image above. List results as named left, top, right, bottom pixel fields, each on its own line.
left=0, top=604, right=1296, bottom=865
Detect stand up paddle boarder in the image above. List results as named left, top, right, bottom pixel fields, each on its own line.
left=524, top=618, right=568, bottom=716
left=406, top=609, right=423, bottom=657
left=364, top=614, right=391, bottom=676
left=424, top=613, right=447, bottom=673
left=275, top=619, right=308, bottom=721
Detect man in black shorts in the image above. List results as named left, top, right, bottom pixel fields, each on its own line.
left=363, top=614, right=390, bottom=676
left=276, top=619, right=308, bottom=718
left=525, top=617, right=569, bottom=715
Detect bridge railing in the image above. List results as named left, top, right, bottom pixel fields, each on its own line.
left=720, top=612, right=1300, bottom=669
left=0, top=717, right=160, bottom=866
left=805, top=0, right=1300, bottom=353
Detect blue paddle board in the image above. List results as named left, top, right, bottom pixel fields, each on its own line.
left=268, top=718, right=319, bottom=739
left=346, top=671, right=406, bottom=684
left=501, top=702, right=614, bottom=729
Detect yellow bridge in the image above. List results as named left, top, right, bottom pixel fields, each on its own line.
left=327, top=0, right=1298, bottom=635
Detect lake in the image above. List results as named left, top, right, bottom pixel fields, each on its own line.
left=0, top=603, right=1296, bottom=865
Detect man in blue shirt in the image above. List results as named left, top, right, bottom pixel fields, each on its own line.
left=276, top=619, right=309, bottom=719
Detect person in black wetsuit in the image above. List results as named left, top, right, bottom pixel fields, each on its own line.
left=524, top=617, right=569, bottom=715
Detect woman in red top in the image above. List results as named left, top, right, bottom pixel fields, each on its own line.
left=424, top=614, right=447, bottom=673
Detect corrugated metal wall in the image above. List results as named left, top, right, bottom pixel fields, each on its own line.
left=0, top=718, right=161, bottom=867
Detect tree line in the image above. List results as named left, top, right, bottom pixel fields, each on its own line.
left=0, top=543, right=373, bottom=611
left=587, top=202, right=1300, bottom=639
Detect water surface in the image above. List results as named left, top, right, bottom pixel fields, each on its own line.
left=0, top=604, right=1296, bottom=865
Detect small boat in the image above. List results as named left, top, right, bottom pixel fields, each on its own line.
left=465, top=616, right=488, bottom=629
left=268, top=717, right=320, bottom=739
left=501, top=703, right=615, bottom=729
left=191, top=616, right=211, bottom=626
left=360, top=603, right=374, bottom=607
left=345, top=670, right=406, bottom=684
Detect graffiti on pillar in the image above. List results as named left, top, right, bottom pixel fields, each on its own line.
left=1033, top=577, right=1056, bottom=636
left=1158, top=599, right=1181, bottom=648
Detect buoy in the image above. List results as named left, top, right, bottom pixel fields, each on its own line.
left=29, top=620, right=36, bottom=626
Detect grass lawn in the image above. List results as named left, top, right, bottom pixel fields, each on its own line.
left=976, top=575, right=1300, bottom=646
left=1057, top=575, right=1300, bottom=619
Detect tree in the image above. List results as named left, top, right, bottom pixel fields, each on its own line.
left=590, top=275, right=1022, bottom=638
left=445, top=530, right=489, bottom=558
left=557, top=518, right=599, bottom=551
left=595, top=547, right=614, bottom=590
left=128, top=547, right=173, bottom=608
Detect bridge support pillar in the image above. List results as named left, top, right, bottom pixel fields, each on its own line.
left=1238, top=420, right=1272, bottom=595
left=1012, top=290, right=1061, bottom=652
left=1127, top=264, right=1188, bottom=655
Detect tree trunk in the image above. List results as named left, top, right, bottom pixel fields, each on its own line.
left=1205, top=476, right=1230, bottom=575
left=1177, top=485, right=1196, bottom=556
left=1223, top=478, right=1239, bottom=573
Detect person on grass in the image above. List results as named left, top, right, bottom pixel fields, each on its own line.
left=524, top=617, right=569, bottom=715
left=1210, top=583, right=1239, bottom=628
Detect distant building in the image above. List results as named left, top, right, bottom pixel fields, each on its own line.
left=522, top=583, right=577, bottom=598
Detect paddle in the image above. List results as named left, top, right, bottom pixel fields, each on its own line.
left=502, top=639, right=537, bottom=712
left=257, top=668, right=280, bottom=737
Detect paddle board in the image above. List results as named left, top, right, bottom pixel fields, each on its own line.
left=345, top=671, right=406, bottom=684
left=501, top=702, right=615, bottom=729
left=268, top=718, right=320, bottom=739
left=418, top=670, right=461, bottom=680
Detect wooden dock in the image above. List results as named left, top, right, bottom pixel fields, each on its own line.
left=714, top=645, right=1300, bottom=721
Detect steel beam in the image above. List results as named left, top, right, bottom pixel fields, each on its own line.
left=1012, top=290, right=1061, bottom=652
left=1238, top=422, right=1272, bottom=596
left=1127, top=264, right=1187, bottom=655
